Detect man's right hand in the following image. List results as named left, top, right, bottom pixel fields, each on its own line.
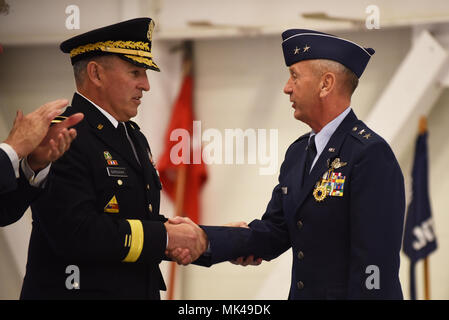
left=164, top=217, right=208, bottom=265
left=4, top=99, right=69, bottom=159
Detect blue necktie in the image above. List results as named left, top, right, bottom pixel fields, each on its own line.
left=304, top=134, right=317, bottom=176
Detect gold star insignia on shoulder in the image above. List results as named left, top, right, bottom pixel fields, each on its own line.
left=303, top=45, right=310, bottom=52
left=363, top=133, right=371, bottom=139
left=294, top=46, right=301, bottom=55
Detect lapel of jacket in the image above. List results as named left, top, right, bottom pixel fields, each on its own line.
left=294, top=110, right=359, bottom=214
left=286, top=135, right=309, bottom=205
left=71, top=93, right=141, bottom=173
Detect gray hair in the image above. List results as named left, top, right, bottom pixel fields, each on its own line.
left=73, top=55, right=113, bottom=87
left=311, top=59, right=359, bottom=95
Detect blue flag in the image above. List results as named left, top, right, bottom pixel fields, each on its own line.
left=403, top=131, right=437, bottom=300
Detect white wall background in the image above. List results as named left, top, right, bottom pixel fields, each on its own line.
left=0, top=0, right=448, bottom=299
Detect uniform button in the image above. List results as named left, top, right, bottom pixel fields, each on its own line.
left=148, top=204, right=153, bottom=212
left=297, top=281, right=304, bottom=290
left=117, top=179, right=123, bottom=186
left=297, top=220, right=303, bottom=229
left=146, top=184, right=150, bottom=190
left=297, top=251, right=304, bottom=260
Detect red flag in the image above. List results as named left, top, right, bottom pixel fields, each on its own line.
left=157, top=75, right=207, bottom=223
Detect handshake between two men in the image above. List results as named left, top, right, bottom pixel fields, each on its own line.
left=164, top=217, right=262, bottom=266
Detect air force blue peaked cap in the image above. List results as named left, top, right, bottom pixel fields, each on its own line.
left=282, top=29, right=375, bottom=78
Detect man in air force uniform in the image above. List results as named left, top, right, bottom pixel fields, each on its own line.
left=195, top=29, right=406, bottom=299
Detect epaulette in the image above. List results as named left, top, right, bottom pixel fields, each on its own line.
left=50, top=106, right=80, bottom=125
left=51, top=116, right=68, bottom=125
left=349, top=120, right=379, bottom=144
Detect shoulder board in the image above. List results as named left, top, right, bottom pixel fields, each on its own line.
left=51, top=115, right=68, bottom=124
left=349, top=120, right=380, bottom=144
left=51, top=106, right=76, bottom=125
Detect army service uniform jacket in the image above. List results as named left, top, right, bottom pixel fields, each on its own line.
left=200, top=110, right=405, bottom=299
left=0, top=149, right=42, bottom=227
left=21, top=93, right=167, bottom=299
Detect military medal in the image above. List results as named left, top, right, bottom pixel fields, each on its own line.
left=313, top=158, right=347, bottom=202
left=104, top=151, right=120, bottom=166
left=313, top=185, right=327, bottom=202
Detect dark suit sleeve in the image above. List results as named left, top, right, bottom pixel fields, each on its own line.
left=347, top=140, right=405, bottom=299
left=0, top=150, right=42, bottom=227
left=0, top=148, right=17, bottom=194
left=199, top=186, right=291, bottom=266
left=32, top=138, right=167, bottom=265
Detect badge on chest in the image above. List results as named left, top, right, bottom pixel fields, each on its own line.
left=107, top=167, right=128, bottom=177
left=313, top=158, right=347, bottom=202
left=104, top=195, right=119, bottom=213
left=104, top=151, right=119, bottom=166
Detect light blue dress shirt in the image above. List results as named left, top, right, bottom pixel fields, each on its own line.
left=308, top=106, right=352, bottom=172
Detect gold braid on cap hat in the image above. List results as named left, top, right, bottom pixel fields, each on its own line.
left=123, top=55, right=158, bottom=69
left=70, top=40, right=152, bottom=59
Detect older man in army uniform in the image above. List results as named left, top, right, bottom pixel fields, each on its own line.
left=21, top=18, right=207, bottom=299
left=175, top=29, right=406, bottom=299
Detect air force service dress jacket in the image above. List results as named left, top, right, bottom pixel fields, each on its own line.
left=200, top=110, right=406, bottom=299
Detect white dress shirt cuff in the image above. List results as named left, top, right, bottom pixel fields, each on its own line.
left=21, top=157, right=51, bottom=188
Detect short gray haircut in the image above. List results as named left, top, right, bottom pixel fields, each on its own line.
left=73, top=55, right=113, bottom=86
left=311, top=59, right=359, bottom=95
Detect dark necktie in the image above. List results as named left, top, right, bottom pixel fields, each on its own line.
left=122, top=122, right=160, bottom=215
left=118, top=122, right=141, bottom=166
left=304, top=134, right=317, bottom=177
